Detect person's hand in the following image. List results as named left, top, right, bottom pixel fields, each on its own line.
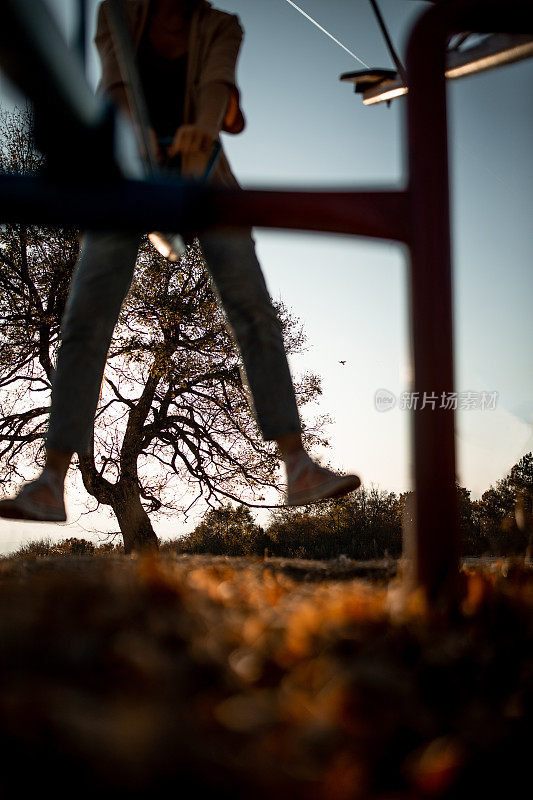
left=167, top=123, right=217, bottom=178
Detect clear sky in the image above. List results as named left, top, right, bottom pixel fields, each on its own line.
left=0, top=0, right=532, bottom=552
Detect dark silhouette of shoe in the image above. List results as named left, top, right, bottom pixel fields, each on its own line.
left=0, top=472, right=66, bottom=522
left=285, top=453, right=361, bottom=506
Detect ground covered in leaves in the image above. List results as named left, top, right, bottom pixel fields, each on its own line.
left=0, top=554, right=531, bottom=798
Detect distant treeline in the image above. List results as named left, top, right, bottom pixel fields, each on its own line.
left=6, top=453, right=532, bottom=563
left=170, top=453, right=533, bottom=560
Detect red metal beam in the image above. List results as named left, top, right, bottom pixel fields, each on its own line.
left=207, top=188, right=410, bottom=243
left=0, top=176, right=410, bottom=244
left=405, top=0, right=459, bottom=605
left=404, top=0, right=531, bottom=606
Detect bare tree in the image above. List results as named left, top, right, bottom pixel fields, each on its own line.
left=0, top=108, right=328, bottom=552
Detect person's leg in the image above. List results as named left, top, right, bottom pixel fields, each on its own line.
left=0, top=230, right=142, bottom=519
left=197, top=228, right=360, bottom=504
left=47, top=230, right=142, bottom=453
left=197, top=228, right=301, bottom=441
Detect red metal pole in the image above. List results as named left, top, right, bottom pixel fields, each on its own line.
left=405, top=3, right=460, bottom=605
left=404, top=0, right=531, bottom=605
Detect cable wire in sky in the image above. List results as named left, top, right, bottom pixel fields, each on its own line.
left=282, top=0, right=370, bottom=68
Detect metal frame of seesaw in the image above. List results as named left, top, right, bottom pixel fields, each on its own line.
left=341, top=31, right=533, bottom=105
left=1, top=0, right=531, bottom=606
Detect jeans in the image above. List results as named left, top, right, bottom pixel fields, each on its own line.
left=46, top=228, right=302, bottom=453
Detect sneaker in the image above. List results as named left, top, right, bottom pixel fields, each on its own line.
left=285, top=452, right=361, bottom=506
left=0, top=471, right=67, bottom=522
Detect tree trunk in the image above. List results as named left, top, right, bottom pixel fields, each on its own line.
left=112, top=483, right=159, bottom=555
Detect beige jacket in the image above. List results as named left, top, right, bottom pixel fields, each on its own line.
left=95, top=0, right=245, bottom=187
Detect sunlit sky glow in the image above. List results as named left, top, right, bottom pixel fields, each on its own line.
left=0, top=0, right=532, bottom=552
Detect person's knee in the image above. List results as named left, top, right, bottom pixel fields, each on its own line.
left=226, top=300, right=282, bottom=352
left=71, top=231, right=140, bottom=305
left=61, top=236, right=138, bottom=345
left=60, top=297, right=121, bottom=351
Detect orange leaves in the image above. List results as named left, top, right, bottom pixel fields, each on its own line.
left=279, top=584, right=387, bottom=666
left=321, top=752, right=368, bottom=800
left=403, top=737, right=465, bottom=797
left=461, top=570, right=493, bottom=616
left=0, top=553, right=531, bottom=797
left=214, top=690, right=278, bottom=733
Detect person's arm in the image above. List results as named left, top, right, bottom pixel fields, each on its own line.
left=94, top=2, right=162, bottom=162
left=94, top=2, right=128, bottom=110
left=195, top=15, right=245, bottom=135
left=167, top=15, right=246, bottom=174
left=196, top=82, right=231, bottom=137
left=166, top=82, right=230, bottom=161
